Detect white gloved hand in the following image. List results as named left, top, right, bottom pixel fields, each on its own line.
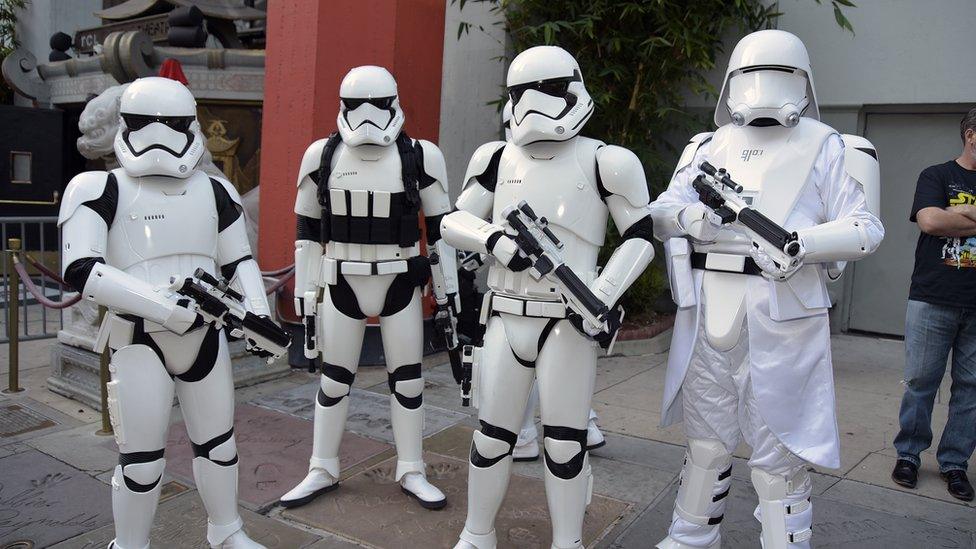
left=678, top=203, right=724, bottom=242
left=749, top=242, right=805, bottom=281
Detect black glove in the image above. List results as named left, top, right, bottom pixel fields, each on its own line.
left=567, top=305, right=624, bottom=350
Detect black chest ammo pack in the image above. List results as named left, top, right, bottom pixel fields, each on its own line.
left=313, top=131, right=432, bottom=247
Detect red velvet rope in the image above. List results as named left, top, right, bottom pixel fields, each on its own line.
left=264, top=268, right=295, bottom=295
left=12, top=260, right=82, bottom=309
left=261, top=265, right=295, bottom=277
left=12, top=252, right=293, bottom=307
left=24, top=253, right=69, bottom=286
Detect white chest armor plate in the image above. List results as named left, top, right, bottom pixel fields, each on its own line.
left=695, top=122, right=827, bottom=257
left=107, top=170, right=218, bottom=287
left=694, top=120, right=833, bottom=350
left=488, top=137, right=608, bottom=299
left=324, top=143, right=419, bottom=262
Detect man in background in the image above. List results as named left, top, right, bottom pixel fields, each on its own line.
left=892, top=108, right=976, bottom=502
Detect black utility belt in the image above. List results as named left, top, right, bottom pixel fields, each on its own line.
left=690, top=252, right=762, bottom=276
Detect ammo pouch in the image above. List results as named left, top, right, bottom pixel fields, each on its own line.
left=406, top=255, right=432, bottom=288
left=325, top=189, right=421, bottom=247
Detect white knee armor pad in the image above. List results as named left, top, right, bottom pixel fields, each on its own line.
left=675, top=438, right=733, bottom=526
left=472, top=430, right=512, bottom=461
left=119, top=459, right=166, bottom=486
left=394, top=376, right=425, bottom=398
left=543, top=437, right=583, bottom=465
left=751, top=468, right=813, bottom=549
left=207, top=434, right=238, bottom=464
left=320, top=373, right=351, bottom=399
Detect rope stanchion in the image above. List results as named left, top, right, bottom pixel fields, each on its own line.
left=4, top=238, right=24, bottom=394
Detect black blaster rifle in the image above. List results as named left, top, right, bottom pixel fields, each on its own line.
left=169, top=268, right=291, bottom=362
left=693, top=161, right=803, bottom=271
left=429, top=252, right=468, bottom=405
left=502, top=201, right=620, bottom=349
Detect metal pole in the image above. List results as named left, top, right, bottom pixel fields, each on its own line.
left=96, top=305, right=113, bottom=435
left=4, top=238, right=23, bottom=393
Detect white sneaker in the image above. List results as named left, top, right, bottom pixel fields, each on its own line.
left=586, top=417, right=605, bottom=451
left=400, top=471, right=447, bottom=509
left=514, top=425, right=540, bottom=462
left=278, top=468, right=338, bottom=508
left=212, top=529, right=266, bottom=549
left=513, top=438, right=540, bottom=461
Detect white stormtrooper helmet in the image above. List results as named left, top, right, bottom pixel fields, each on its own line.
left=502, top=99, right=513, bottom=141
left=506, top=46, right=593, bottom=146
left=716, top=30, right=819, bottom=128
left=337, top=66, right=404, bottom=146
left=114, top=77, right=205, bottom=178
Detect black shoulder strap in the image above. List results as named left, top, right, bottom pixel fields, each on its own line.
left=395, top=131, right=421, bottom=206
left=315, top=131, right=341, bottom=207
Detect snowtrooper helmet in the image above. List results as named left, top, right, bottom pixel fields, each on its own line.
left=337, top=66, right=404, bottom=147
left=502, top=100, right=513, bottom=141
left=114, top=77, right=205, bottom=178
left=716, top=30, right=819, bottom=128
left=506, top=46, right=593, bottom=146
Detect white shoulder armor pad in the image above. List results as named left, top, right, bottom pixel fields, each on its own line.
left=58, top=171, right=110, bottom=226
left=673, top=132, right=713, bottom=179
left=462, top=141, right=506, bottom=189
left=418, top=139, right=449, bottom=193
left=212, top=175, right=243, bottom=207
left=597, top=145, right=650, bottom=208
left=841, top=134, right=880, bottom=216
left=298, top=138, right=329, bottom=186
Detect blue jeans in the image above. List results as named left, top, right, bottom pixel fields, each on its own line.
left=894, top=300, right=976, bottom=472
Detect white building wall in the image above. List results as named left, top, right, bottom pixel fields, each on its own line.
left=438, top=0, right=507, bottom=199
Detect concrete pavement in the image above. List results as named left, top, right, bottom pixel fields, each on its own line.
left=0, top=331, right=973, bottom=548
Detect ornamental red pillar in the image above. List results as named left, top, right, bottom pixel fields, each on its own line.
left=258, top=0, right=447, bottom=317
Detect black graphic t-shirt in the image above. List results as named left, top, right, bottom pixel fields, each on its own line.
left=909, top=160, right=976, bottom=308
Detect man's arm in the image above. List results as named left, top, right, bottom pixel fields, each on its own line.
left=916, top=206, right=976, bottom=237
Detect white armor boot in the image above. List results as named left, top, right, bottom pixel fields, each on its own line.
left=656, top=439, right=730, bottom=549
left=650, top=30, right=884, bottom=549
left=442, top=46, right=655, bottom=549
left=284, top=65, right=455, bottom=511
left=752, top=469, right=813, bottom=549
left=58, top=77, right=270, bottom=549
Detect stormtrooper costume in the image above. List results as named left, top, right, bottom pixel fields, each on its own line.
left=497, top=101, right=607, bottom=462
left=58, top=77, right=269, bottom=549
left=282, top=66, right=456, bottom=509
left=442, top=46, right=654, bottom=549
left=648, top=31, right=884, bottom=549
